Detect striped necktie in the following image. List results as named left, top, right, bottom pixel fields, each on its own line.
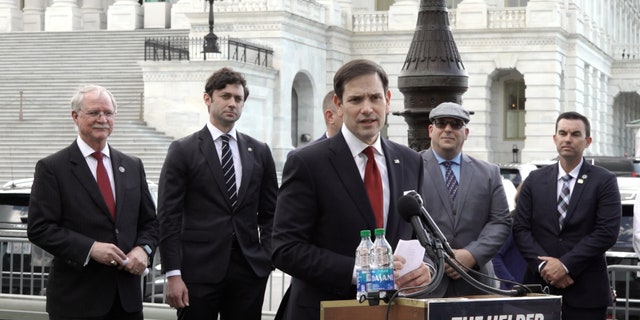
left=443, top=161, right=459, bottom=201
left=220, top=134, right=238, bottom=208
left=557, top=174, right=572, bottom=229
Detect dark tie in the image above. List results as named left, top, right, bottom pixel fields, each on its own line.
left=557, top=174, right=572, bottom=229
left=220, top=134, right=238, bottom=208
left=92, top=152, right=116, bottom=219
left=443, top=161, right=459, bottom=201
left=363, top=146, right=383, bottom=228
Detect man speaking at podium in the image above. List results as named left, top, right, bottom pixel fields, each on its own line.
left=272, top=59, right=433, bottom=320
left=513, top=112, right=620, bottom=319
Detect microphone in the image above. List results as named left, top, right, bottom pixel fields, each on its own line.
left=399, top=191, right=526, bottom=297
left=401, top=191, right=455, bottom=258
left=397, top=194, right=433, bottom=250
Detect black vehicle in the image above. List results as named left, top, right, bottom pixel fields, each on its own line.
left=607, top=177, right=640, bottom=318
left=0, top=178, right=163, bottom=301
left=585, top=156, right=636, bottom=177
left=0, top=178, right=51, bottom=295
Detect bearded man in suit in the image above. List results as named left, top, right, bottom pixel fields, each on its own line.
left=27, top=84, right=158, bottom=320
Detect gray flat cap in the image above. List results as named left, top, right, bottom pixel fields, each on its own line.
left=429, top=102, right=470, bottom=123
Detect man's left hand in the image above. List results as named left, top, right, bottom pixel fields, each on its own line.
left=123, top=246, right=149, bottom=276
left=393, top=255, right=432, bottom=293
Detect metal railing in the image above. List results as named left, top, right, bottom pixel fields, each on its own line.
left=1, top=237, right=290, bottom=314
left=144, top=36, right=274, bottom=67
left=608, top=264, right=640, bottom=320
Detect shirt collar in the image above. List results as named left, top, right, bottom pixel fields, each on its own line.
left=77, top=136, right=110, bottom=159
left=432, top=149, right=461, bottom=166
left=557, top=159, right=583, bottom=180
left=207, top=122, right=237, bottom=142
left=341, top=125, right=384, bottom=158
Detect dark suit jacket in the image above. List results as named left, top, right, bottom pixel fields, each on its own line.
left=27, top=141, right=158, bottom=318
left=420, top=150, right=511, bottom=297
left=513, top=161, right=620, bottom=308
left=272, top=132, right=423, bottom=320
left=158, top=126, right=277, bottom=283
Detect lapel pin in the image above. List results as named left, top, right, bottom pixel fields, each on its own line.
left=394, top=159, right=400, bottom=164
left=119, top=166, right=125, bottom=173
left=248, top=147, right=253, bottom=152
left=577, top=174, right=587, bottom=184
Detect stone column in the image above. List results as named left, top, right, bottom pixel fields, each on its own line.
left=0, top=0, right=23, bottom=31
left=171, top=0, right=200, bottom=30
left=23, top=0, right=45, bottom=31
left=44, top=0, right=82, bottom=31
left=82, top=0, right=106, bottom=30
left=107, top=0, right=142, bottom=30
left=455, top=0, right=488, bottom=29
left=526, top=0, right=562, bottom=28
left=388, top=0, right=418, bottom=31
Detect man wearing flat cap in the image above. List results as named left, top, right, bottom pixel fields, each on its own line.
left=419, top=102, right=511, bottom=297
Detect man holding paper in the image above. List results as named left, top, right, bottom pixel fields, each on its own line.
left=272, top=59, right=433, bottom=320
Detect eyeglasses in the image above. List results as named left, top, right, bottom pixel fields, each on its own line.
left=82, top=110, right=115, bottom=119
left=433, top=119, right=465, bottom=130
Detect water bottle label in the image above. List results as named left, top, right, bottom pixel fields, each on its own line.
left=369, top=268, right=394, bottom=291
left=356, top=269, right=370, bottom=291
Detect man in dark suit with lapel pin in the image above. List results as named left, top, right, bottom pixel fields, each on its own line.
left=272, top=59, right=432, bottom=320
left=27, top=85, right=158, bottom=320
left=513, top=111, right=621, bottom=319
left=157, top=67, right=278, bottom=320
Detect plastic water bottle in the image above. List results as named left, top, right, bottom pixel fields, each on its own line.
left=370, top=228, right=394, bottom=293
left=355, top=229, right=373, bottom=302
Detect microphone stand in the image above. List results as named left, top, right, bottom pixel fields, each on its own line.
left=403, top=191, right=527, bottom=297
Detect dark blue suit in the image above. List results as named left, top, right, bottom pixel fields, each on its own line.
left=158, top=126, right=278, bottom=319
left=272, top=132, right=424, bottom=320
left=513, top=161, right=620, bottom=315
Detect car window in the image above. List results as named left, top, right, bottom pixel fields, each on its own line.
left=585, top=157, right=635, bottom=177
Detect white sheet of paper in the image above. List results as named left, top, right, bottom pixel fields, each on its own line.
left=393, top=239, right=426, bottom=278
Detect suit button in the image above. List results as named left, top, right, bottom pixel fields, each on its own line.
left=115, top=228, right=119, bottom=234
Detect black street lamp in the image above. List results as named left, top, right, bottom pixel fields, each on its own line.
left=512, top=144, right=520, bottom=163
left=203, top=0, right=220, bottom=57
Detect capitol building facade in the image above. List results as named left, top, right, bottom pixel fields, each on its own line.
left=0, top=0, right=639, bottom=169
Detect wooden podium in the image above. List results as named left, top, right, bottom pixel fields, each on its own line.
left=321, top=294, right=561, bottom=320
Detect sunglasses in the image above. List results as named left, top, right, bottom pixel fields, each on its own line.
left=433, top=119, right=465, bottom=130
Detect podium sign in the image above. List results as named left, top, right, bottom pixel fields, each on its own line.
left=321, top=295, right=561, bottom=320
left=427, top=295, right=561, bottom=320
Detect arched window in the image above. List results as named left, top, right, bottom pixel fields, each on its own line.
left=504, top=80, right=526, bottom=139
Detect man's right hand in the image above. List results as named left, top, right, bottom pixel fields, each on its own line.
left=165, top=275, right=190, bottom=309
left=89, top=242, right=127, bottom=266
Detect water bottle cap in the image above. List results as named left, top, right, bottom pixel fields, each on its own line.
left=360, top=230, right=371, bottom=237
left=374, top=228, right=385, bottom=236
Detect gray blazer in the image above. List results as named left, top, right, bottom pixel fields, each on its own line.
left=420, top=149, right=511, bottom=297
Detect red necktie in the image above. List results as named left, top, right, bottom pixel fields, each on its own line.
left=92, top=152, right=116, bottom=220
left=363, top=146, right=383, bottom=228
